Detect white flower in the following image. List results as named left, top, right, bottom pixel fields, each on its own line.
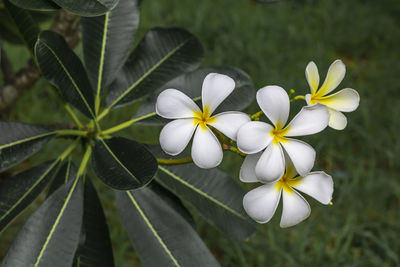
left=241, top=155, right=333, bottom=228
left=305, top=60, right=360, bottom=130
left=237, top=85, right=329, bottom=182
left=156, top=73, right=251, bottom=168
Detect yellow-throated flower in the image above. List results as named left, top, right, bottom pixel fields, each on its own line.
left=241, top=157, right=333, bottom=228
left=156, top=73, right=250, bottom=168
left=305, top=60, right=360, bottom=130
left=237, top=86, right=329, bottom=182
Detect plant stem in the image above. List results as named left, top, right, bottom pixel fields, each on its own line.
left=56, top=129, right=88, bottom=137
left=250, top=110, right=264, bottom=121
left=157, top=157, right=193, bottom=165
left=58, top=138, right=81, bottom=161
left=64, top=104, right=83, bottom=129
left=97, top=108, right=109, bottom=121
left=290, top=95, right=305, bottom=102
left=77, top=145, right=93, bottom=177
left=101, top=112, right=157, bottom=136
left=222, top=143, right=247, bottom=157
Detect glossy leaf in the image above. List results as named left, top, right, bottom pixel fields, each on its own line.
left=134, top=67, right=255, bottom=125
left=92, top=137, right=158, bottom=190
left=82, top=0, right=140, bottom=100
left=105, top=27, right=203, bottom=110
left=47, top=160, right=77, bottom=198
left=52, top=0, right=119, bottom=17
left=0, top=122, right=55, bottom=172
left=4, top=0, right=40, bottom=52
left=157, top=164, right=255, bottom=240
left=35, top=30, right=95, bottom=119
left=1, top=173, right=83, bottom=267
left=0, top=160, right=60, bottom=233
left=115, top=186, right=220, bottom=267
left=8, top=0, right=59, bottom=11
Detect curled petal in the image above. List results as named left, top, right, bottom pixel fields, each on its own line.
left=281, top=139, right=315, bottom=176
left=280, top=190, right=310, bottom=228
left=318, top=59, right=346, bottom=96
left=292, top=171, right=333, bottom=205
left=243, top=183, right=281, bottom=224
left=237, top=121, right=273, bottom=154
left=159, top=119, right=197, bottom=156
left=255, top=143, right=285, bottom=183
left=156, top=89, right=200, bottom=119
left=191, top=126, right=223, bottom=168
left=209, top=111, right=250, bottom=141
left=240, top=152, right=262, bottom=183
left=317, top=88, right=360, bottom=112
left=328, top=108, right=347, bottom=130
left=305, top=61, right=320, bottom=94
left=201, top=73, right=235, bottom=114
left=285, top=103, right=329, bottom=137
left=256, top=86, right=290, bottom=127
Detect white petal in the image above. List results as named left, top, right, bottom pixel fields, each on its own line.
left=237, top=121, right=273, bottom=154
left=305, top=94, right=311, bottom=105
left=191, top=126, right=223, bottom=168
left=160, top=119, right=197, bottom=156
left=305, top=61, right=320, bottom=94
left=201, top=73, right=235, bottom=114
left=318, top=59, right=346, bottom=96
left=292, top=171, right=333, bottom=205
left=240, top=152, right=262, bottom=183
left=280, top=190, right=310, bottom=228
left=280, top=139, right=315, bottom=176
left=317, top=88, right=360, bottom=112
left=209, top=111, right=250, bottom=141
left=285, top=103, right=329, bottom=137
left=256, top=86, right=290, bottom=127
left=156, top=89, right=200, bottom=119
left=243, top=183, right=281, bottom=224
left=255, top=143, right=285, bottom=183
left=328, top=108, right=347, bottom=130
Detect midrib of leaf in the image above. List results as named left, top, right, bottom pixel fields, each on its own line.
left=38, top=40, right=96, bottom=120
left=99, top=139, right=140, bottom=184
left=107, top=39, right=190, bottom=109
left=0, top=131, right=55, bottom=150
left=33, top=174, right=81, bottom=267
left=126, top=191, right=181, bottom=267
left=158, top=166, right=247, bottom=220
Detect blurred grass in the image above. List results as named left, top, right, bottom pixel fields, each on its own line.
left=1, top=0, right=400, bottom=266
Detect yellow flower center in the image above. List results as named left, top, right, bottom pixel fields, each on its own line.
left=270, top=123, right=290, bottom=145
left=193, top=106, right=216, bottom=130
left=275, top=172, right=300, bottom=194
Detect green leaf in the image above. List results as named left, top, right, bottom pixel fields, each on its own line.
left=115, top=185, right=220, bottom=267
left=134, top=67, right=255, bottom=125
left=81, top=0, right=140, bottom=107
left=4, top=0, right=40, bottom=52
left=92, top=137, right=158, bottom=190
left=105, top=27, right=203, bottom=110
left=52, top=0, right=119, bottom=17
left=8, top=0, right=59, bottom=11
left=0, top=160, right=60, bottom=233
left=73, top=178, right=114, bottom=267
left=156, top=164, right=255, bottom=240
left=47, top=160, right=77, bottom=198
left=0, top=121, right=55, bottom=172
left=35, top=30, right=96, bottom=119
left=0, top=9, right=25, bottom=44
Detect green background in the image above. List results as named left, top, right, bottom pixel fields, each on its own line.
left=1, top=0, right=399, bottom=266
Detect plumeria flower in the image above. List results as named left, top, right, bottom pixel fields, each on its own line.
left=237, top=86, right=329, bottom=182
left=305, top=59, right=360, bottom=130
left=241, top=156, right=333, bottom=228
left=156, top=73, right=251, bottom=168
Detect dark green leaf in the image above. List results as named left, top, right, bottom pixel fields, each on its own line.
left=115, top=186, right=220, bottom=267
left=73, top=178, right=114, bottom=267
left=82, top=0, right=140, bottom=99
left=92, top=137, right=158, bottom=190
left=8, top=0, right=59, bottom=11
left=105, top=27, right=203, bottom=110
left=47, top=160, right=77, bottom=197
left=0, top=10, right=24, bottom=44
left=35, top=30, right=95, bottom=118
left=4, top=0, right=40, bottom=52
left=0, top=160, right=60, bottom=233
left=52, top=0, right=119, bottom=17
left=134, top=67, right=255, bottom=125
left=0, top=121, right=55, bottom=172
left=156, top=164, right=255, bottom=240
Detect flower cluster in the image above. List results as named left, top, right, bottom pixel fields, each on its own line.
left=156, top=60, right=359, bottom=227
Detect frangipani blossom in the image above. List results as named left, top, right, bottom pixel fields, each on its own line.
left=305, top=60, right=360, bottom=130
left=156, top=73, right=250, bottom=169
left=237, top=86, right=329, bottom=182
left=241, top=155, right=333, bottom=228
